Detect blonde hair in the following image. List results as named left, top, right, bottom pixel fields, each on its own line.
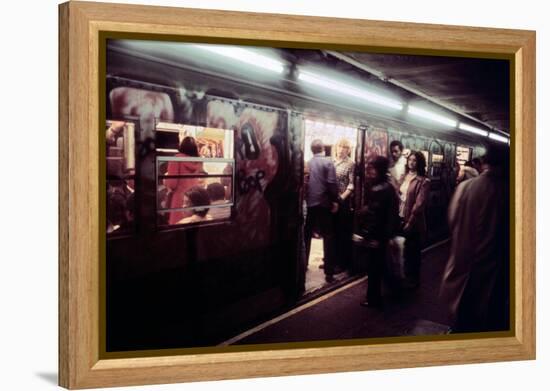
left=334, top=138, right=352, bottom=158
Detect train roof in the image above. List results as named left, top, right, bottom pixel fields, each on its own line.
left=107, top=40, right=510, bottom=145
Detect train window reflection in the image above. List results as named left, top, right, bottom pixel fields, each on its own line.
left=106, top=120, right=136, bottom=236
left=155, top=122, right=235, bottom=227
left=106, top=120, right=136, bottom=177
left=157, top=179, right=233, bottom=226
left=158, top=160, right=233, bottom=177
left=155, top=122, right=234, bottom=159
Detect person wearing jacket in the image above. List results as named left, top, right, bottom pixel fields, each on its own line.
left=440, top=144, right=510, bottom=332
left=399, top=150, right=430, bottom=288
left=357, top=155, right=400, bottom=307
left=304, top=139, right=339, bottom=282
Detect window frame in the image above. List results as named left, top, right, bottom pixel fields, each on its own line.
left=154, top=126, right=237, bottom=230
left=106, top=119, right=138, bottom=238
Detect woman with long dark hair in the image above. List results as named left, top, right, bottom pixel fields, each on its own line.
left=399, top=150, right=430, bottom=288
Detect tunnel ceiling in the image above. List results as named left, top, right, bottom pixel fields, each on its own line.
left=339, top=52, right=510, bottom=135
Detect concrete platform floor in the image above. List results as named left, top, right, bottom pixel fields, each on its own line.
left=224, top=240, right=452, bottom=346
left=305, top=238, right=351, bottom=293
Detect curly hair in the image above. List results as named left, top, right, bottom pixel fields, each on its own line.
left=366, top=155, right=390, bottom=182
left=184, top=186, right=211, bottom=217
left=389, top=140, right=404, bottom=152
left=206, top=182, right=226, bottom=202
left=405, top=150, right=427, bottom=176
left=333, top=138, right=352, bottom=159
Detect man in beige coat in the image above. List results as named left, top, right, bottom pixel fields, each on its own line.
left=440, top=144, right=510, bottom=333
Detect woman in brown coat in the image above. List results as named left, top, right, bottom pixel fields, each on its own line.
left=399, top=151, right=430, bottom=288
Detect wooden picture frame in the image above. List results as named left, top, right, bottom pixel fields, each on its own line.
left=59, top=1, right=535, bottom=389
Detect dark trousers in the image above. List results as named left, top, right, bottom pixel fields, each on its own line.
left=304, top=206, right=336, bottom=276
left=365, top=246, right=385, bottom=304
left=334, top=203, right=353, bottom=270
left=404, top=230, right=422, bottom=282
left=454, top=263, right=510, bottom=333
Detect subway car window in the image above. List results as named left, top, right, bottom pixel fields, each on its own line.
left=155, top=123, right=234, bottom=227
left=106, top=120, right=136, bottom=236
left=303, top=119, right=358, bottom=162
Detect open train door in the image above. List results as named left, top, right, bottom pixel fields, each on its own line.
left=299, top=119, right=362, bottom=295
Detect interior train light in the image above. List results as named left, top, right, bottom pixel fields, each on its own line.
left=298, top=70, right=404, bottom=111
left=488, top=132, right=510, bottom=143
left=407, top=105, right=457, bottom=128
left=194, top=44, right=285, bottom=74
left=458, top=123, right=489, bottom=137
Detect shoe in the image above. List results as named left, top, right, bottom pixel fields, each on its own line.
left=325, top=274, right=335, bottom=283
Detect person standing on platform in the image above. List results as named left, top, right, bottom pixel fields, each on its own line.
left=304, top=139, right=339, bottom=283
left=399, top=150, right=430, bottom=288
left=357, top=156, right=400, bottom=307
left=333, top=138, right=355, bottom=272
left=440, top=144, right=510, bottom=333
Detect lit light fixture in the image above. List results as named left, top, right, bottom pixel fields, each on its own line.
left=194, top=44, right=284, bottom=74
left=298, top=70, right=403, bottom=111
left=458, top=123, right=489, bottom=137
left=407, top=105, right=457, bottom=128
left=488, top=132, right=509, bottom=143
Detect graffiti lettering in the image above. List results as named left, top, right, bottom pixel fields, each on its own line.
left=240, top=122, right=260, bottom=160
left=138, top=137, right=155, bottom=157
left=238, top=169, right=265, bottom=194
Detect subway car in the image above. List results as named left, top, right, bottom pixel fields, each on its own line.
left=104, top=39, right=507, bottom=351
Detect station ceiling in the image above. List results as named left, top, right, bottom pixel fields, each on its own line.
left=337, top=52, right=510, bottom=135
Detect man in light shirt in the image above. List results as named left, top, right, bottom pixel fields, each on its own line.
left=389, top=140, right=407, bottom=188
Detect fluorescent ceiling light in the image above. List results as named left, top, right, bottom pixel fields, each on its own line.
left=488, top=132, right=509, bottom=143
left=298, top=71, right=403, bottom=111
left=193, top=45, right=284, bottom=74
left=459, top=123, right=489, bottom=137
left=408, top=105, right=457, bottom=127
